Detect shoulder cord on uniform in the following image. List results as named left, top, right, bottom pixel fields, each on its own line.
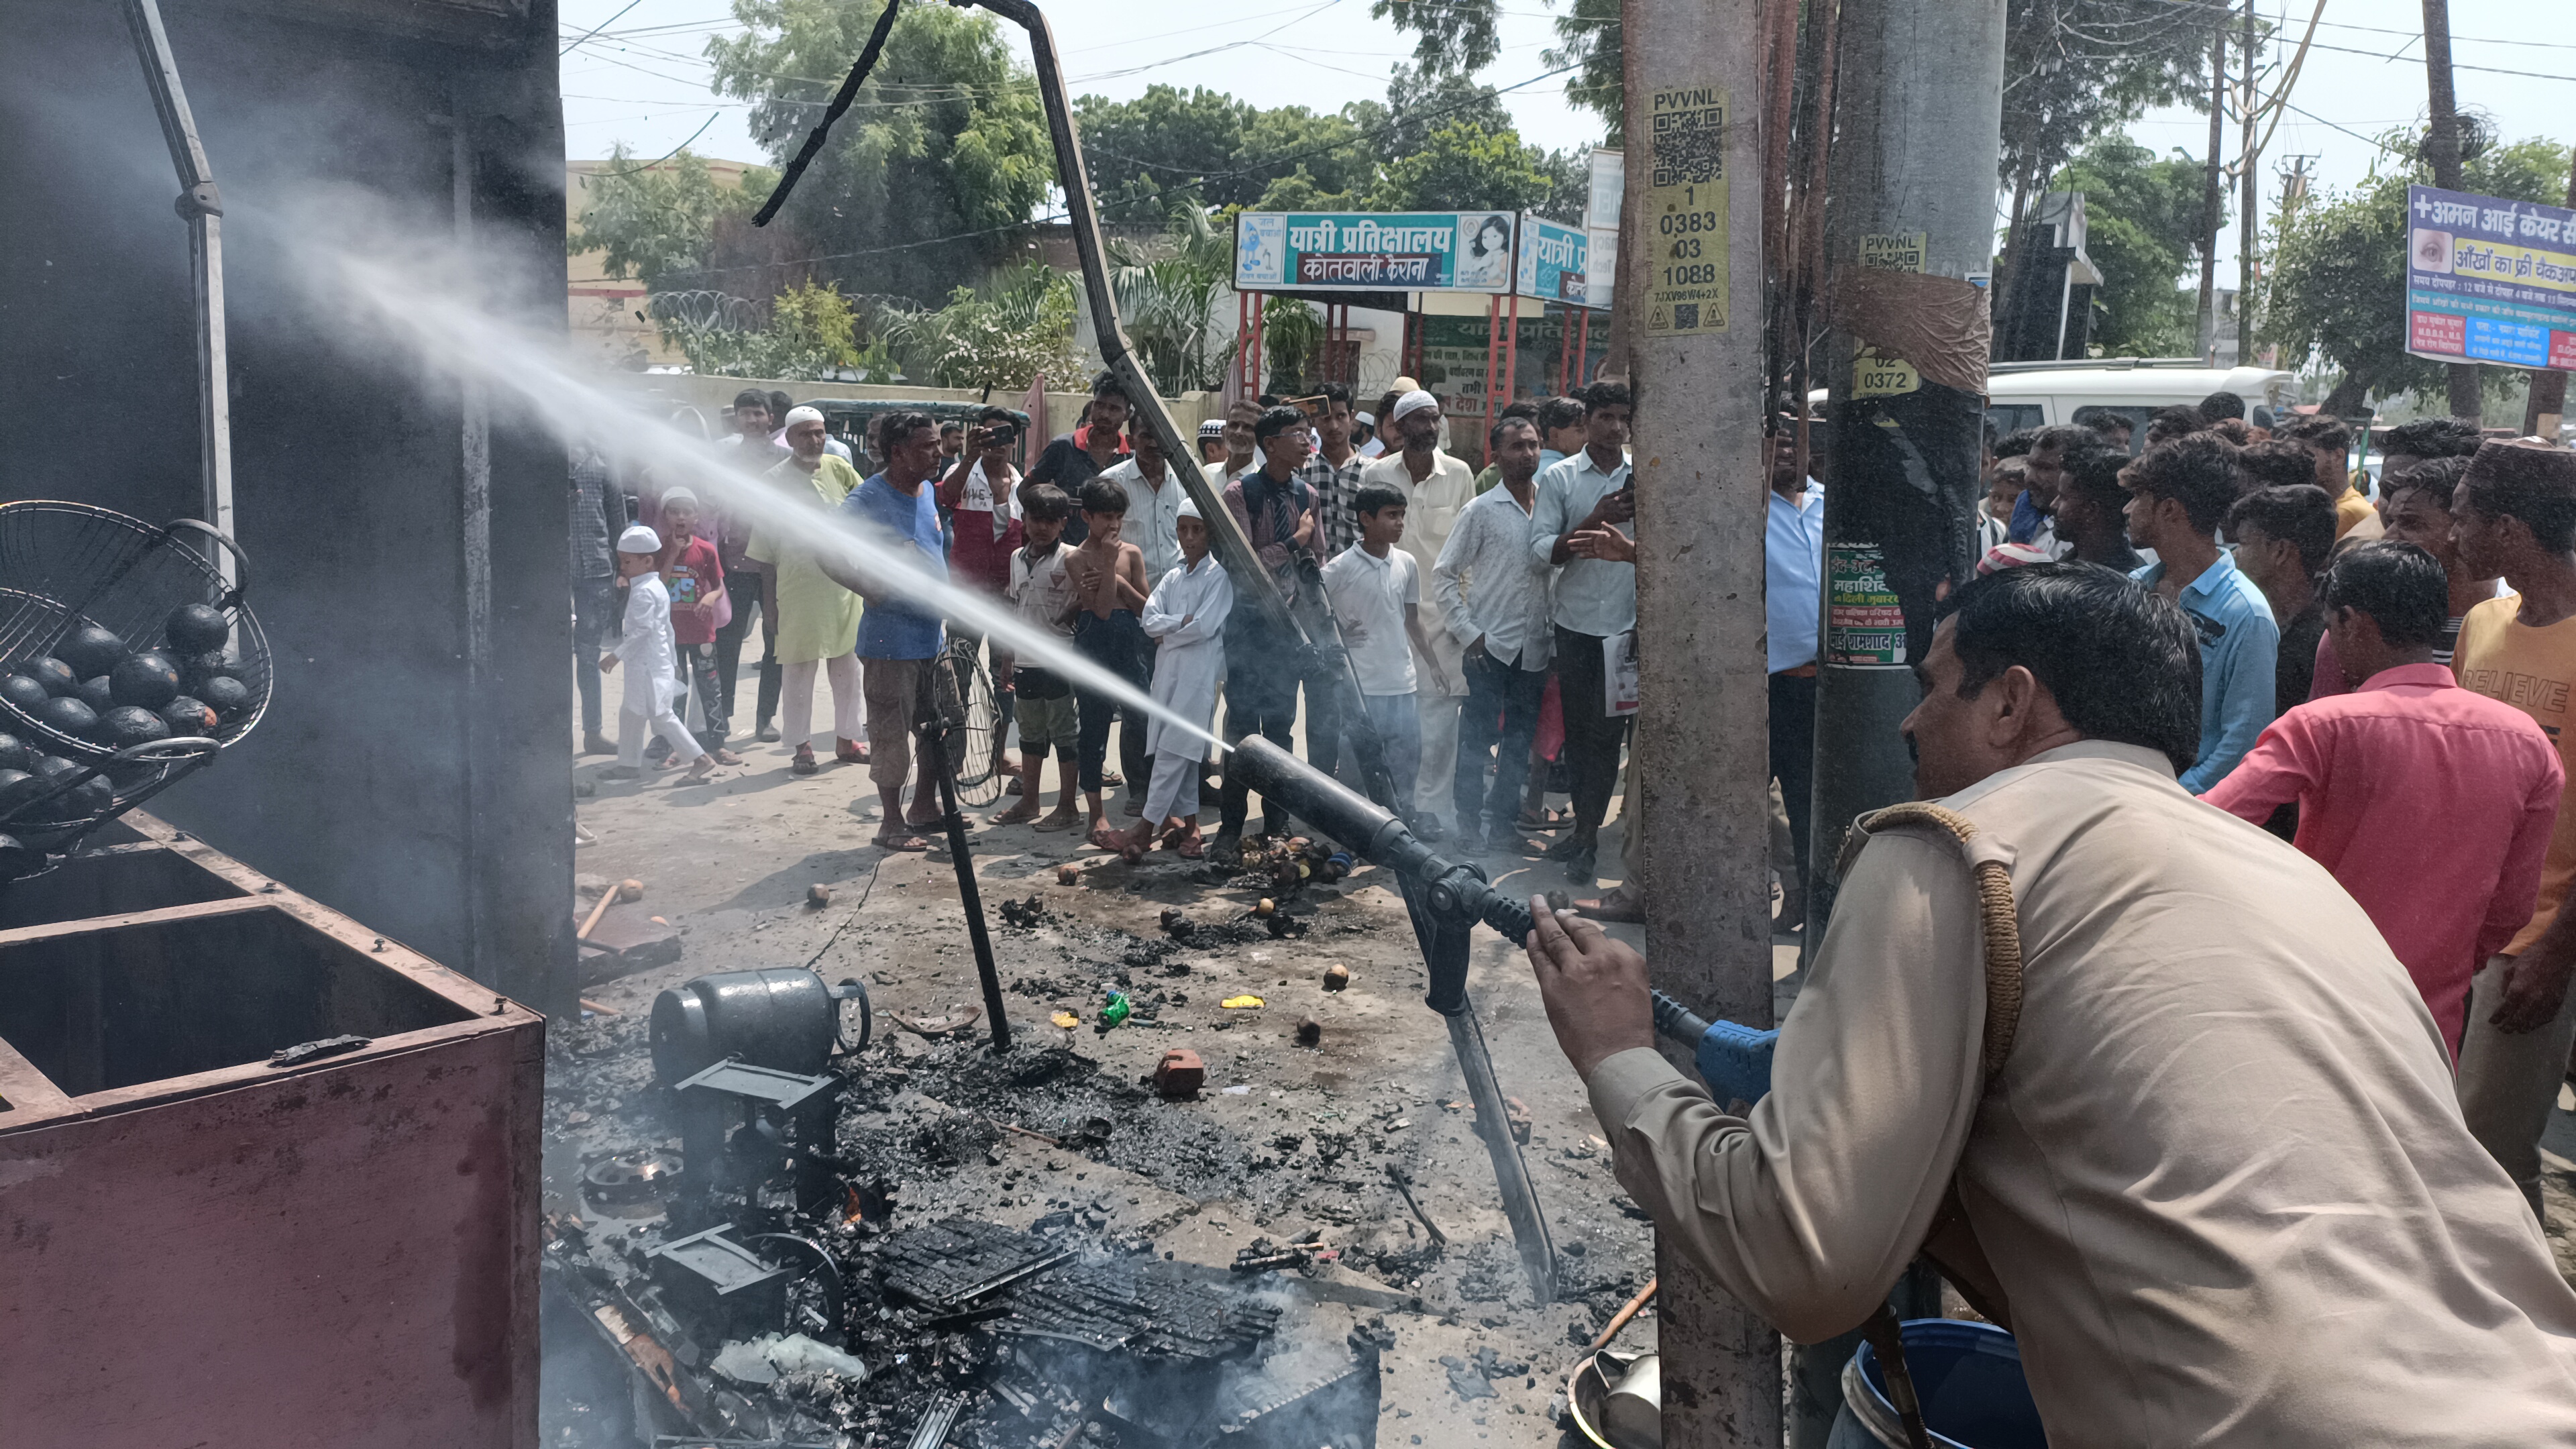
left=1838, top=801, right=2023, bottom=1079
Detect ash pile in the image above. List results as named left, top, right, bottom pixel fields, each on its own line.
left=540, top=965, right=1389, bottom=1449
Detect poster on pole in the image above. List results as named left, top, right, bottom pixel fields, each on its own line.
left=1825, top=544, right=1907, bottom=667
left=1640, top=85, right=1729, bottom=336
left=1233, top=211, right=1516, bottom=293
left=2404, top=184, right=2576, bottom=372
left=1586, top=148, right=1623, bottom=312
left=1515, top=215, right=1594, bottom=305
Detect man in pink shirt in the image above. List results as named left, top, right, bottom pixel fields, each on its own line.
left=2203, top=541, right=2562, bottom=1054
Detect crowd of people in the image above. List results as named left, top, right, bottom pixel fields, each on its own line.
left=574, top=372, right=2576, bottom=1219
left=1976, top=394, right=2576, bottom=1218
left=575, top=372, right=1660, bottom=885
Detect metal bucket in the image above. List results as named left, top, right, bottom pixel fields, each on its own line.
left=650, top=967, right=870, bottom=1088
left=1826, top=1320, right=2045, bottom=1449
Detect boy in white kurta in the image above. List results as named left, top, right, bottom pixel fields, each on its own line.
left=602, top=525, right=712, bottom=782
left=1128, top=501, right=1233, bottom=857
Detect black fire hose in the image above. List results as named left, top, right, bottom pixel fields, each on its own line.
left=1221, top=736, right=1533, bottom=1014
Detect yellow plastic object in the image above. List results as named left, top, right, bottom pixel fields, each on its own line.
left=1051, top=1010, right=1080, bottom=1028
left=1221, top=994, right=1266, bottom=1009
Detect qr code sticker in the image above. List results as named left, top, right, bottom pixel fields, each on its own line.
left=1672, top=303, right=1700, bottom=330
left=1651, top=105, right=1725, bottom=189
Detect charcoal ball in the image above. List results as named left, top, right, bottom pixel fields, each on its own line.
left=109, top=651, right=182, bottom=710
left=56, top=625, right=129, bottom=680
left=33, top=696, right=97, bottom=741
left=0, top=832, right=41, bottom=881
left=28, top=755, right=80, bottom=783
left=0, top=733, right=25, bottom=774
left=0, top=769, right=42, bottom=818
left=160, top=698, right=216, bottom=738
left=35, top=772, right=111, bottom=823
left=0, top=676, right=48, bottom=717
left=27, top=657, right=78, bottom=697
left=199, top=675, right=251, bottom=718
left=179, top=651, right=236, bottom=693
left=164, top=602, right=231, bottom=656
left=98, top=706, right=170, bottom=749
left=72, top=676, right=114, bottom=714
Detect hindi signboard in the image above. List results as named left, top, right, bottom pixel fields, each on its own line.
left=1233, top=211, right=1517, bottom=294
left=1515, top=214, right=1595, bottom=306
left=2404, top=184, right=2576, bottom=373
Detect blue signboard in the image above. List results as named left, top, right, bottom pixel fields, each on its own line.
left=1515, top=215, right=1595, bottom=306
left=2404, top=184, right=2576, bottom=373
left=1233, top=211, right=1516, bottom=293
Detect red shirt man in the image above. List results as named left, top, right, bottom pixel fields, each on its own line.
left=2204, top=541, right=2562, bottom=1053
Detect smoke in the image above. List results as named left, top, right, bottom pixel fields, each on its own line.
left=251, top=180, right=1224, bottom=756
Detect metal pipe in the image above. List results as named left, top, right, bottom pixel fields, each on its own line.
left=917, top=698, right=1010, bottom=1052
left=119, top=0, right=234, bottom=589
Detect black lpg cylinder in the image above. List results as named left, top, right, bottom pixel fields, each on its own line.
left=650, top=967, right=871, bottom=1089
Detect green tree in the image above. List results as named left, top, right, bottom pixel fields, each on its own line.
left=706, top=0, right=1054, bottom=307
left=2263, top=136, right=2573, bottom=413
left=1110, top=207, right=1235, bottom=395
left=1542, top=0, right=1622, bottom=144
left=873, top=262, right=1083, bottom=392
left=1073, top=86, right=1375, bottom=222
left=2051, top=136, right=2209, bottom=356
left=1370, top=120, right=1558, bottom=214
left=568, top=147, right=773, bottom=289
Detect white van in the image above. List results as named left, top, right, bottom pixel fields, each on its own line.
left=1983, top=358, right=2296, bottom=446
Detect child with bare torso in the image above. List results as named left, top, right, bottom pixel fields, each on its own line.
left=1067, top=479, right=1155, bottom=858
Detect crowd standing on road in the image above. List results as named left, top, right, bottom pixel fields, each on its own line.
left=574, top=372, right=2576, bottom=1230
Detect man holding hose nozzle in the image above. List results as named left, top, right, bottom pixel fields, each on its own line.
left=1524, top=563, right=2576, bottom=1441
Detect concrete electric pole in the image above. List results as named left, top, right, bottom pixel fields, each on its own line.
left=2420, top=0, right=2483, bottom=423
left=1619, top=0, right=1772, bottom=1441
left=2196, top=22, right=2226, bottom=364
left=1802, top=7, right=2005, bottom=974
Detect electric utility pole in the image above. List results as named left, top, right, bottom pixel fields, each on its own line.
left=2525, top=148, right=2576, bottom=441
left=2421, top=0, right=2482, bottom=423
left=1619, top=0, right=1771, bottom=1440
left=2237, top=0, right=2258, bottom=362
left=1792, top=0, right=2004, bottom=1436
left=1805, top=6, right=2004, bottom=943
left=2196, top=21, right=2226, bottom=363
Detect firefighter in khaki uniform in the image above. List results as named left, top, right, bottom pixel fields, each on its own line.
left=1524, top=563, right=2576, bottom=1444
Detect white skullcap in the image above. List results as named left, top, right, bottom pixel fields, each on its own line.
left=782, top=405, right=825, bottom=429
left=1391, top=389, right=1441, bottom=423
left=1353, top=411, right=1376, bottom=427
left=616, top=525, right=663, bottom=554
left=658, top=486, right=698, bottom=508
left=1198, top=419, right=1226, bottom=438
left=1177, top=497, right=1203, bottom=522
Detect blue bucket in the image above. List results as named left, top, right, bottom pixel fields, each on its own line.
left=1823, top=1319, right=2047, bottom=1449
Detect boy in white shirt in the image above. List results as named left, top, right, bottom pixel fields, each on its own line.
left=600, top=525, right=712, bottom=783
left=992, top=484, right=1081, bottom=830
left=1318, top=485, right=1448, bottom=816
left=1125, top=499, right=1233, bottom=858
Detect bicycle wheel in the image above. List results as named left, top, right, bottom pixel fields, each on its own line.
left=934, top=642, right=1004, bottom=806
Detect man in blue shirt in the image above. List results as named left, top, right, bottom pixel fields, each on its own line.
left=1528, top=379, right=1635, bottom=884
left=1766, top=432, right=1825, bottom=926
left=2125, top=432, right=2277, bottom=792
left=834, top=411, right=951, bottom=851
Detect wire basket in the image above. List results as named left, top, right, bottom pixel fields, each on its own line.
left=0, top=503, right=272, bottom=872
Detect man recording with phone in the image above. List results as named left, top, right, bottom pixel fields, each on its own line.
left=1527, top=378, right=1635, bottom=885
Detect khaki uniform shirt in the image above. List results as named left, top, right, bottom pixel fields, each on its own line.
left=1587, top=741, right=2576, bottom=1443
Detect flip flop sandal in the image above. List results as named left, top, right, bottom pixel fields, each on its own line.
left=1177, top=832, right=1205, bottom=860
left=872, top=833, right=932, bottom=852
left=1032, top=812, right=1079, bottom=833
left=1517, top=807, right=1574, bottom=833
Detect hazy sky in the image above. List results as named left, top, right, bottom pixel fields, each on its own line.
left=559, top=0, right=2571, bottom=272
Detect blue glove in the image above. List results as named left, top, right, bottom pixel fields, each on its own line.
left=1695, top=1018, right=1779, bottom=1108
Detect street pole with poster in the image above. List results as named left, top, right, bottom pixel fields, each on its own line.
left=1796, top=0, right=2004, bottom=1428
left=1620, top=30, right=1775, bottom=1449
